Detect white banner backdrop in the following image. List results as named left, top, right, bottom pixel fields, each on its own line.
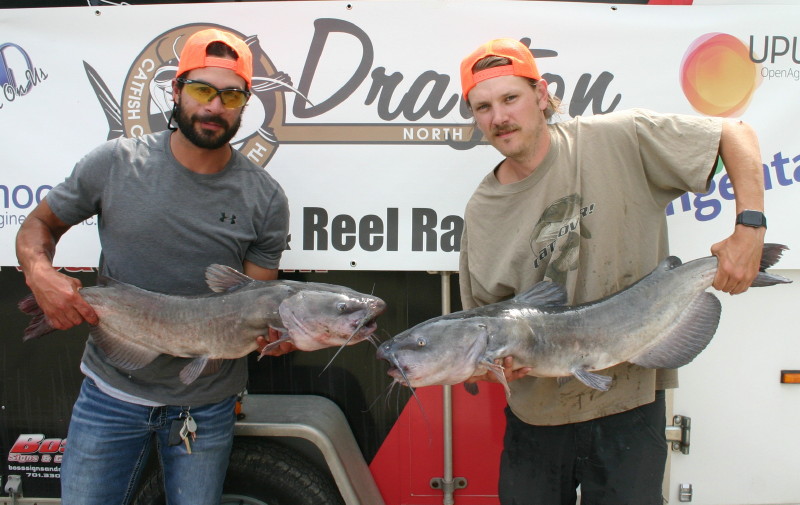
left=1, top=2, right=798, bottom=270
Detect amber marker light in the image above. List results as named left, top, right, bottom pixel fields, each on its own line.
left=780, top=370, right=800, bottom=384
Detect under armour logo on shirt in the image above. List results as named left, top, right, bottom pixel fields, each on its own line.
left=220, top=213, right=237, bottom=224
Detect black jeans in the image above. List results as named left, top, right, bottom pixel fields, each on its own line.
left=499, top=391, right=667, bottom=505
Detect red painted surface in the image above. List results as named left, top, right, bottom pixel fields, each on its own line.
left=370, top=382, right=508, bottom=505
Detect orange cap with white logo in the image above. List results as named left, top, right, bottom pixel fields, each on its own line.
left=176, top=28, right=253, bottom=88
left=460, top=38, right=541, bottom=101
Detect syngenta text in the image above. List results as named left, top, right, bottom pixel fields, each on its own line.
left=668, top=150, right=800, bottom=221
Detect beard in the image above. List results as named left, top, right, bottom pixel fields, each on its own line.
left=490, top=125, right=523, bottom=157
left=173, top=104, right=242, bottom=150
left=491, top=122, right=542, bottom=161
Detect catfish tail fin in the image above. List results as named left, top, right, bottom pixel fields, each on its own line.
left=18, top=293, right=56, bottom=341
left=752, top=243, right=792, bottom=287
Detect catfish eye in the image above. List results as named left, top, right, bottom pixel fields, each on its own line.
left=417, top=337, right=427, bottom=347
left=336, top=302, right=347, bottom=313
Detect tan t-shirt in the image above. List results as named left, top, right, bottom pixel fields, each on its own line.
left=459, top=108, right=723, bottom=425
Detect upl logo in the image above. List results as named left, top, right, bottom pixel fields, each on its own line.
left=680, top=32, right=799, bottom=117
left=680, top=33, right=761, bottom=117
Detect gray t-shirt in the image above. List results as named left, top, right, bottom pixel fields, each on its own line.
left=46, top=130, right=290, bottom=405
left=460, top=109, right=722, bottom=425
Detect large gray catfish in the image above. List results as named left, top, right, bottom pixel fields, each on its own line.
left=20, top=264, right=386, bottom=384
left=378, top=243, right=791, bottom=395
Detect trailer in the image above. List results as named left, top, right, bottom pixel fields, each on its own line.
left=2, top=1, right=799, bottom=504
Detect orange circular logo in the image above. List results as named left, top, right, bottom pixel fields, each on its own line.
left=680, top=33, right=761, bottom=117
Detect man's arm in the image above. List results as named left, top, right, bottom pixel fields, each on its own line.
left=710, top=119, right=766, bottom=295
left=244, top=260, right=295, bottom=356
left=242, top=260, right=279, bottom=281
left=15, top=200, right=99, bottom=329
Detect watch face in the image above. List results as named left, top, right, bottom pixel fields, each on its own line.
left=738, top=210, right=766, bottom=227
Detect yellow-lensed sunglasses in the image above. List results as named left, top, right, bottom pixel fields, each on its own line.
left=177, top=78, right=251, bottom=109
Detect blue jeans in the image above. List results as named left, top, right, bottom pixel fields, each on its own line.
left=61, top=378, right=236, bottom=505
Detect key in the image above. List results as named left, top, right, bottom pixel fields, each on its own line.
left=180, top=421, right=192, bottom=454
left=185, top=414, right=197, bottom=442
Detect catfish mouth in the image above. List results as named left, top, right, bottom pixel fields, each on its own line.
left=352, top=314, right=379, bottom=338
left=376, top=345, right=419, bottom=386
left=385, top=365, right=411, bottom=384
left=375, top=343, right=431, bottom=428
left=347, top=299, right=386, bottom=341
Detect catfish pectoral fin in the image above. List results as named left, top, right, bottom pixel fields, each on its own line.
left=258, top=334, right=291, bottom=359
left=572, top=368, right=612, bottom=391
left=482, top=358, right=511, bottom=397
left=463, top=382, right=479, bottom=395
left=179, top=357, right=223, bottom=385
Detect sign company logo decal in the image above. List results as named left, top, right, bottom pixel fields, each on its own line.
left=680, top=33, right=761, bottom=117
left=0, top=42, right=48, bottom=110
left=7, top=434, right=65, bottom=464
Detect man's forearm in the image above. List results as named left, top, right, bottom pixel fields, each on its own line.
left=718, top=119, right=764, bottom=213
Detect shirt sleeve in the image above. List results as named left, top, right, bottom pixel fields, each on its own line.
left=631, top=108, right=723, bottom=200
left=45, top=140, right=115, bottom=225
left=245, top=183, right=290, bottom=270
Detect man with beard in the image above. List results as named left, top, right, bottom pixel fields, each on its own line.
left=16, top=28, right=290, bottom=505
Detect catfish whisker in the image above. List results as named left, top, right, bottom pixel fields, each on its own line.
left=387, top=353, right=432, bottom=439
left=364, top=380, right=395, bottom=413
left=320, top=310, right=377, bottom=374
left=320, top=331, right=359, bottom=375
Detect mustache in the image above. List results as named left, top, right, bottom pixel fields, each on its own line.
left=492, top=124, right=519, bottom=136
left=193, top=113, right=229, bottom=129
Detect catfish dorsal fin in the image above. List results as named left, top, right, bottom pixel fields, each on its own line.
left=511, top=281, right=568, bottom=307
left=205, top=264, right=255, bottom=293
left=659, top=256, right=683, bottom=271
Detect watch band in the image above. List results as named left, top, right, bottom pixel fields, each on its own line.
left=735, top=210, right=767, bottom=229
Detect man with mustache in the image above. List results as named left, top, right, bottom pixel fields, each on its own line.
left=16, top=28, right=291, bottom=505
left=458, top=38, right=766, bottom=505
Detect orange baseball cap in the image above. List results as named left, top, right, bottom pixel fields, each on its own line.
left=176, top=28, right=253, bottom=88
left=460, top=38, right=541, bottom=101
